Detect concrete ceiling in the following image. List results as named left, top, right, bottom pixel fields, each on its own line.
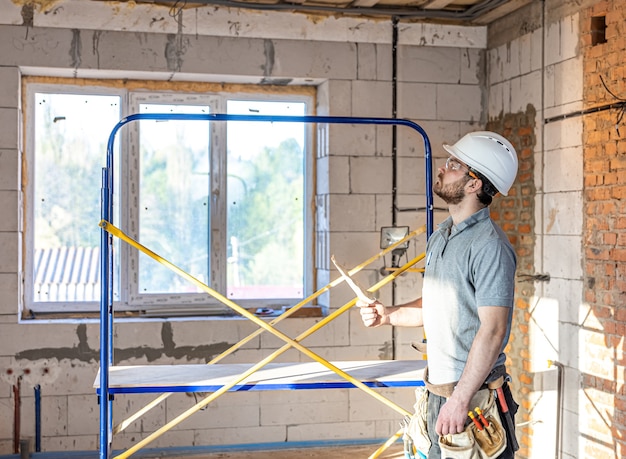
left=102, top=0, right=532, bottom=24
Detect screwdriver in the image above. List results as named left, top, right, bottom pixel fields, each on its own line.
left=475, top=407, right=489, bottom=428
left=468, top=411, right=483, bottom=430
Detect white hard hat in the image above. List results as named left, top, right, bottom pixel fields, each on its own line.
left=443, top=131, right=518, bottom=196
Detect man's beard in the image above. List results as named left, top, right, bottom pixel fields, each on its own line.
left=433, top=174, right=470, bottom=205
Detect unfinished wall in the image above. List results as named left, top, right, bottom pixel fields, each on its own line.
left=487, top=1, right=587, bottom=458
left=580, top=1, right=626, bottom=457
left=0, top=0, right=486, bottom=454
left=487, top=105, right=537, bottom=457
left=4, top=1, right=620, bottom=457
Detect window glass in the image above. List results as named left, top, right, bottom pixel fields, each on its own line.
left=136, top=103, right=211, bottom=295
left=32, top=92, right=121, bottom=304
left=226, top=101, right=305, bottom=300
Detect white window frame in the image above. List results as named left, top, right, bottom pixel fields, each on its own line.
left=24, top=80, right=315, bottom=317
left=24, top=83, right=126, bottom=315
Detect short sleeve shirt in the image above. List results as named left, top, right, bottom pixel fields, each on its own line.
left=422, top=207, right=516, bottom=384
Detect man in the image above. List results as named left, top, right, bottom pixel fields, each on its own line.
left=359, top=131, right=519, bottom=459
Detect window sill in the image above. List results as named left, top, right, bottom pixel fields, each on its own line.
left=20, top=306, right=323, bottom=322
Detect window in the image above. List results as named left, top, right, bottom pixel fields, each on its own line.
left=25, top=80, right=314, bottom=316
left=29, top=89, right=123, bottom=310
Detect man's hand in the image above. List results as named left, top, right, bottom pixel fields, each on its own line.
left=358, top=298, right=423, bottom=328
left=435, top=393, right=471, bottom=436
left=358, top=300, right=386, bottom=327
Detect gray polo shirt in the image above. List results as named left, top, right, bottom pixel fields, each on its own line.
left=422, top=207, right=516, bottom=385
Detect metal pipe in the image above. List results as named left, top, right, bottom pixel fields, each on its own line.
left=12, top=377, right=21, bottom=454
left=34, top=384, right=41, bottom=452
left=100, top=166, right=113, bottom=459
left=101, top=113, right=434, bottom=459
left=106, top=113, right=434, bottom=237
left=391, top=16, right=399, bottom=229
left=548, top=360, right=564, bottom=459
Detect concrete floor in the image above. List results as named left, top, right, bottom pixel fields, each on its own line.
left=157, top=443, right=405, bottom=458
left=0, top=441, right=405, bottom=459
left=0, top=441, right=404, bottom=459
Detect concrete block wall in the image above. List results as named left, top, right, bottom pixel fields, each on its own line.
left=0, top=0, right=486, bottom=454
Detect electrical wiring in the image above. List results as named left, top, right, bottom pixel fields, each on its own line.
left=516, top=273, right=550, bottom=282
left=169, top=0, right=187, bottom=17
left=599, top=74, right=626, bottom=136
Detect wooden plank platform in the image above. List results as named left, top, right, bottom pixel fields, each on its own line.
left=94, top=360, right=427, bottom=394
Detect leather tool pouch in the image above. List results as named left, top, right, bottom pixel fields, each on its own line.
left=438, top=388, right=507, bottom=459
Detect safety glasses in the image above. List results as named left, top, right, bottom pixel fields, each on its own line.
left=445, top=157, right=479, bottom=180
left=445, top=157, right=468, bottom=171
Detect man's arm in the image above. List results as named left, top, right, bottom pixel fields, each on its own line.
left=435, top=305, right=510, bottom=436
left=358, top=297, right=423, bottom=328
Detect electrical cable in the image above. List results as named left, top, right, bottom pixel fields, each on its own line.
left=169, top=0, right=187, bottom=18
left=516, top=273, right=550, bottom=282
left=599, top=74, right=626, bottom=136
left=391, top=16, right=399, bottom=360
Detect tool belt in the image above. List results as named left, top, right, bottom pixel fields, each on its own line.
left=401, top=364, right=512, bottom=459
left=423, top=365, right=507, bottom=398
left=438, top=387, right=507, bottom=459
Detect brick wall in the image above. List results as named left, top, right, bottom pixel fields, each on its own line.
left=487, top=105, right=536, bottom=458
left=581, top=1, right=626, bottom=457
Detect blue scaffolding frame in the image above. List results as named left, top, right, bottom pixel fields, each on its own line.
left=99, top=114, right=433, bottom=459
